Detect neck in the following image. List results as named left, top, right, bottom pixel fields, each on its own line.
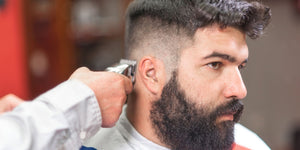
left=126, top=92, right=168, bottom=148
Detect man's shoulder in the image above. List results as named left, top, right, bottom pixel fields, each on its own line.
left=234, top=123, right=270, bottom=150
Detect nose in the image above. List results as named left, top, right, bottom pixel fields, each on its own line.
left=223, top=68, right=247, bottom=100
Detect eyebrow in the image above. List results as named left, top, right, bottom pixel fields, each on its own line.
left=204, top=52, right=248, bottom=64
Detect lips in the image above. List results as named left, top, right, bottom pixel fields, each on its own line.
left=215, top=99, right=244, bottom=123
left=233, top=105, right=244, bottom=122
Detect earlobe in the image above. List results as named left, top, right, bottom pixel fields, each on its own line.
left=139, top=57, right=163, bottom=95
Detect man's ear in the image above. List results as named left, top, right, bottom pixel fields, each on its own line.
left=138, top=56, right=165, bottom=95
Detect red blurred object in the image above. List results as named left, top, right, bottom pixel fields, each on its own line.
left=298, top=0, right=300, bottom=12
left=0, top=0, right=29, bottom=99
left=232, top=143, right=250, bottom=150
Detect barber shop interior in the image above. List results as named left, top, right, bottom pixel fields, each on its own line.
left=1, top=0, right=300, bottom=150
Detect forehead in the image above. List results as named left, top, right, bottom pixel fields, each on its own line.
left=197, top=25, right=246, bottom=43
left=182, top=25, right=249, bottom=61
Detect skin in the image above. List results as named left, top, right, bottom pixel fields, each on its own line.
left=0, top=94, right=24, bottom=115
left=127, top=24, right=249, bottom=147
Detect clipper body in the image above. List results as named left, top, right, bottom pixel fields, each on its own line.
left=105, top=59, right=137, bottom=84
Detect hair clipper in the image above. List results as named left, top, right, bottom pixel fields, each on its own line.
left=105, top=59, right=137, bottom=85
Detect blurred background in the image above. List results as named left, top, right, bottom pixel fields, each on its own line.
left=0, top=0, right=299, bottom=149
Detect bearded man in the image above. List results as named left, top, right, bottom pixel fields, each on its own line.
left=84, top=0, right=271, bottom=149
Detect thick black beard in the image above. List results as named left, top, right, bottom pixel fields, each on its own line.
left=150, top=72, right=244, bottom=150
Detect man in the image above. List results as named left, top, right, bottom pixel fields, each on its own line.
left=84, top=0, right=271, bottom=150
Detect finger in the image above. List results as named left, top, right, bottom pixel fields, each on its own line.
left=6, top=94, right=24, bottom=108
left=0, top=94, right=24, bottom=114
left=0, top=94, right=21, bottom=101
left=77, top=66, right=90, bottom=72
left=69, top=67, right=91, bottom=79
left=120, top=92, right=128, bottom=105
left=122, top=76, right=133, bottom=94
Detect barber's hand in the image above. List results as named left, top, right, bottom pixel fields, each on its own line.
left=0, top=94, right=24, bottom=115
left=69, top=67, right=133, bottom=128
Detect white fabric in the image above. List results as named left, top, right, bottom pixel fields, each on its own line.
left=234, top=124, right=271, bottom=150
left=84, top=108, right=270, bottom=150
left=0, top=79, right=102, bottom=150
left=84, top=107, right=168, bottom=150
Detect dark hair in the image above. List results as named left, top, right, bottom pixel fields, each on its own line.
left=125, top=0, right=271, bottom=59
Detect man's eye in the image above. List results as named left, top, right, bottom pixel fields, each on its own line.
left=238, top=64, right=247, bottom=70
left=207, top=62, right=222, bottom=70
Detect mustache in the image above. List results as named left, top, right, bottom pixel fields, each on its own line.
left=214, top=99, right=244, bottom=123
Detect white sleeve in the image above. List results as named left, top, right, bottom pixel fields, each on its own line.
left=0, top=79, right=102, bottom=150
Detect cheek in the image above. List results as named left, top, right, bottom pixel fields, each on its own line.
left=177, top=51, right=225, bottom=109
left=178, top=71, right=221, bottom=107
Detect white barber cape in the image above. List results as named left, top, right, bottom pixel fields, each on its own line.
left=84, top=108, right=271, bottom=150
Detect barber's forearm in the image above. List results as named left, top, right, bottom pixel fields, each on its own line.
left=0, top=80, right=102, bottom=150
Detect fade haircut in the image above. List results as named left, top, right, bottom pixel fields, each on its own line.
left=125, top=0, right=271, bottom=73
